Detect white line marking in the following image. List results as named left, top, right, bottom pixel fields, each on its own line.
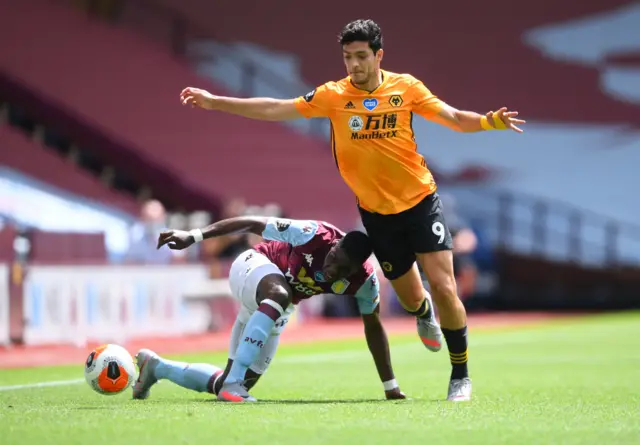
left=0, top=332, right=542, bottom=391
left=0, top=378, right=85, bottom=391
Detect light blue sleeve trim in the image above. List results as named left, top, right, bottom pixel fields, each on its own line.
left=354, top=272, right=380, bottom=315
left=262, top=218, right=319, bottom=247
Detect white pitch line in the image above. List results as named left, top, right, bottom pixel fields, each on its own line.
left=0, top=349, right=382, bottom=392
left=0, top=378, right=85, bottom=391
left=0, top=333, right=541, bottom=392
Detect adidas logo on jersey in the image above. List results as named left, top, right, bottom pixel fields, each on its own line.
left=344, top=101, right=355, bottom=109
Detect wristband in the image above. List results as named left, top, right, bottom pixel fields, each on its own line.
left=383, top=379, right=398, bottom=391
left=189, top=229, right=204, bottom=243
left=480, top=115, right=494, bottom=131
left=481, top=113, right=508, bottom=131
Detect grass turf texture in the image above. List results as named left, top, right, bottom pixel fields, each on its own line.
left=1, top=312, right=638, bottom=445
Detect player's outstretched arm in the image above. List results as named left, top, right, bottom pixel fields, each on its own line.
left=361, top=305, right=406, bottom=400
left=157, top=217, right=320, bottom=250
left=430, top=104, right=526, bottom=133
left=157, top=216, right=269, bottom=250
left=179, top=87, right=302, bottom=121
left=411, top=79, right=525, bottom=133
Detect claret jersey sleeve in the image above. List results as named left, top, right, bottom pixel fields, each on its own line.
left=353, top=270, right=381, bottom=315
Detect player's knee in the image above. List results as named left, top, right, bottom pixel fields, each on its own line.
left=264, top=285, right=291, bottom=310
left=429, top=275, right=458, bottom=305
left=256, top=281, right=291, bottom=322
left=396, top=291, right=424, bottom=312
left=257, top=277, right=292, bottom=308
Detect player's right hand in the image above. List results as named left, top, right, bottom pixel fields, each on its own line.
left=180, top=87, right=216, bottom=110
left=157, top=230, right=195, bottom=250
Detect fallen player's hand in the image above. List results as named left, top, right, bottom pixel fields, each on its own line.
left=385, top=387, right=407, bottom=400
left=180, top=87, right=216, bottom=110
left=157, top=230, right=195, bottom=250
left=488, top=107, right=526, bottom=133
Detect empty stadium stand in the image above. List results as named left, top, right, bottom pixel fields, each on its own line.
left=0, top=124, right=139, bottom=216
left=158, top=0, right=640, bottom=127
left=0, top=0, right=359, bottom=228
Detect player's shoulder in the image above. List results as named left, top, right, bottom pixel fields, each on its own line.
left=353, top=258, right=377, bottom=285
left=315, top=77, right=353, bottom=100
left=383, top=71, right=421, bottom=88
left=315, top=78, right=349, bottom=95
left=346, top=258, right=378, bottom=296
left=362, top=257, right=376, bottom=278
left=314, top=220, right=346, bottom=238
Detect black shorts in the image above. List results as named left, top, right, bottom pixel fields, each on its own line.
left=359, top=192, right=453, bottom=280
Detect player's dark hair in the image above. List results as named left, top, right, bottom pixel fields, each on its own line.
left=340, top=231, right=373, bottom=265
left=338, top=19, right=383, bottom=54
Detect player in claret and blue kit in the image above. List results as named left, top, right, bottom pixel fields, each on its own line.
left=132, top=216, right=441, bottom=402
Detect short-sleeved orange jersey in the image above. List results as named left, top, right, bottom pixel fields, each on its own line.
left=294, top=70, right=444, bottom=215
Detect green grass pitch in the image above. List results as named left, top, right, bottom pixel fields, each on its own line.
left=1, top=313, right=639, bottom=444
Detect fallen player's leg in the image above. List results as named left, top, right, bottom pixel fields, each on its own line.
left=217, top=291, right=288, bottom=402
left=132, top=317, right=283, bottom=400
left=213, top=315, right=282, bottom=395
left=216, top=249, right=293, bottom=403
left=131, top=349, right=223, bottom=399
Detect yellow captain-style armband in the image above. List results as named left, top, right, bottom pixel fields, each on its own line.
left=480, top=115, right=494, bottom=131
left=481, top=112, right=508, bottom=131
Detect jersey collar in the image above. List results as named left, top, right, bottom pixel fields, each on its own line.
left=348, top=69, right=387, bottom=95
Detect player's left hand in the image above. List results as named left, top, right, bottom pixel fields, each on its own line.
left=385, top=387, right=407, bottom=400
left=488, top=107, right=526, bottom=133
left=157, top=230, right=195, bottom=250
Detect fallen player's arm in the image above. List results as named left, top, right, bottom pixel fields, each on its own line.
left=428, top=104, right=526, bottom=134
left=180, top=87, right=301, bottom=121
left=157, top=217, right=319, bottom=250
left=361, top=305, right=405, bottom=400
left=156, top=216, right=268, bottom=250
left=197, top=216, right=269, bottom=239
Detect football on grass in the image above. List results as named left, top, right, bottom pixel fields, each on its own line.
left=84, top=344, right=137, bottom=395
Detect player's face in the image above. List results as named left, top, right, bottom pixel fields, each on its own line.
left=322, top=246, right=358, bottom=282
left=342, top=41, right=382, bottom=87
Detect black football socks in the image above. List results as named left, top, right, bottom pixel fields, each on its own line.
left=442, top=326, right=469, bottom=380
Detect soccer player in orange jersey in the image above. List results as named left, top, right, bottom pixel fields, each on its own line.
left=179, top=19, right=525, bottom=402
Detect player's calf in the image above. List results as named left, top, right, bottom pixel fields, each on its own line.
left=133, top=348, right=224, bottom=399
left=418, top=252, right=470, bottom=397
left=219, top=279, right=291, bottom=402
left=414, top=291, right=443, bottom=352
left=427, top=275, right=469, bottom=379
left=388, top=265, right=442, bottom=352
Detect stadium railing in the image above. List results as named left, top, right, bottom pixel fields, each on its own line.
left=447, top=185, right=640, bottom=268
